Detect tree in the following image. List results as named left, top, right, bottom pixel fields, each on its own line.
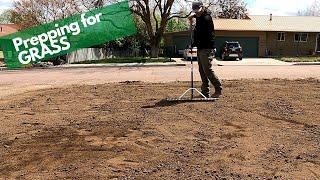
left=10, top=0, right=96, bottom=29
left=10, top=0, right=189, bottom=57
left=9, top=0, right=249, bottom=58
left=212, top=0, right=248, bottom=19
left=166, top=18, right=187, bottom=32
left=0, top=10, right=13, bottom=24
left=298, top=0, right=320, bottom=16
left=130, top=0, right=188, bottom=57
left=92, top=0, right=246, bottom=57
left=11, top=0, right=111, bottom=29
left=105, top=15, right=150, bottom=57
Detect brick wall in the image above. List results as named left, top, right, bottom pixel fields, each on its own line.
left=164, top=30, right=319, bottom=57
left=266, top=32, right=318, bottom=56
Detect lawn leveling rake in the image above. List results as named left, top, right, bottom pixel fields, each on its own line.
left=166, top=24, right=218, bottom=103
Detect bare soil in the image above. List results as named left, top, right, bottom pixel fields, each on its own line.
left=0, top=79, right=320, bottom=179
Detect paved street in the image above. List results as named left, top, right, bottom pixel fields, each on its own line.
left=1, top=63, right=319, bottom=99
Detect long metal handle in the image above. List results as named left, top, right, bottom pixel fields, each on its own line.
left=190, top=24, right=194, bottom=99
left=191, top=56, right=194, bottom=99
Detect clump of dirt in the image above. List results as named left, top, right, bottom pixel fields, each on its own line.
left=0, top=79, right=319, bottom=179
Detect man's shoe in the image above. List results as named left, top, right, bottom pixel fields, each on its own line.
left=212, top=89, right=222, bottom=98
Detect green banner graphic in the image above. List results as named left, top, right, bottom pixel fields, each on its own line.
left=0, top=1, right=136, bottom=69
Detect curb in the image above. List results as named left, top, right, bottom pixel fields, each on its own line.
left=0, top=63, right=186, bottom=71
left=293, top=62, right=320, bottom=66
left=215, top=64, right=292, bottom=66
left=214, top=63, right=292, bottom=66
left=52, top=63, right=186, bottom=69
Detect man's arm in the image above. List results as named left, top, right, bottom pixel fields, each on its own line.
left=187, top=12, right=196, bottom=26
left=205, top=15, right=215, bottom=36
left=204, top=14, right=216, bottom=49
left=212, top=19, right=216, bottom=42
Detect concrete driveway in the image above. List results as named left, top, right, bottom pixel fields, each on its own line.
left=213, top=58, right=292, bottom=66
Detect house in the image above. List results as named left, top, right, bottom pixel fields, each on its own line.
left=164, top=15, right=320, bottom=57
left=0, top=24, right=20, bottom=61
left=0, top=24, right=19, bottom=37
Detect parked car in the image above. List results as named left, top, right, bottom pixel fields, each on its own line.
left=220, top=41, right=243, bottom=60
left=183, top=46, right=198, bottom=61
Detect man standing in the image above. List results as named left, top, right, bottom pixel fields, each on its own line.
left=188, top=1, right=223, bottom=98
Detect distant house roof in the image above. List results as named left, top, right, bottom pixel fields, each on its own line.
left=214, top=15, right=320, bottom=32
left=0, top=24, right=20, bottom=37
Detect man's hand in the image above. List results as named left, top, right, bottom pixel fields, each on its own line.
left=188, top=12, right=196, bottom=25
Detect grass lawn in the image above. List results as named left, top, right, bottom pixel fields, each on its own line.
left=72, top=57, right=175, bottom=64
left=276, top=56, right=320, bottom=62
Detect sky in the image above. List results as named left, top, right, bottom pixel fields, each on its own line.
left=0, top=0, right=13, bottom=13
left=0, top=0, right=317, bottom=16
left=246, top=0, right=316, bottom=16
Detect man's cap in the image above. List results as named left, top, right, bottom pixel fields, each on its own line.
left=192, top=1, right=203, bottom=12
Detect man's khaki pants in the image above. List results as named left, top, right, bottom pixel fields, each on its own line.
left=197, top=49, right=222, bottom=94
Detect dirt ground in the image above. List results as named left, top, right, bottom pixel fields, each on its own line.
left=0, top=79, right=320, bottom=179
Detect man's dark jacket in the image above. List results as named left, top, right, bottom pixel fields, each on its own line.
left=192, top=11, right=215, bottom=50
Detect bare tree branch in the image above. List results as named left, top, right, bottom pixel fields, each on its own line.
left=168, top=11, right=192, bottom=20
left=153, top=0, right=160, bottom=31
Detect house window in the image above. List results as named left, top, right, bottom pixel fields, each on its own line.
left=277, top=32, right=285, bottom=41
left=294, top=33, right=308, bottom=42
left=0, top=27, right=2, bottom=32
